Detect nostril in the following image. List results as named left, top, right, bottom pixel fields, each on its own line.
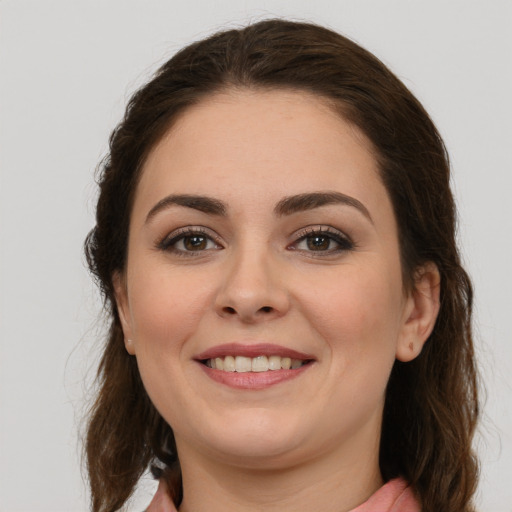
left=217, top=304, right=279, bottom=319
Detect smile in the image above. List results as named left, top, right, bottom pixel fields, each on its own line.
left=204, top=355, right=308, bottom=372
left=195, top=343, right=315, bottom=389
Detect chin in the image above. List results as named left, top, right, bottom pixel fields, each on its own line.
left=183, top=409, right=311, bottom=466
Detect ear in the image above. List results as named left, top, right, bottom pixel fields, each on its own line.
left=112, top=271, right=136, bottom=355
left=396, top=262, right=440, bottom=362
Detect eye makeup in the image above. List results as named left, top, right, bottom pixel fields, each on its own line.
left=289, top=225, right=355, bottom=255
left=155, top=222, right=355, bottom=260
left=156, top=226, right=223, bottom=256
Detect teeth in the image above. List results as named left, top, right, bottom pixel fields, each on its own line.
left=224, top=355, right=235, bottom=372
left=235, top=356, right=252, bottom=373
left=205, top=355, right=307, bottom=372
left=291, top=359, right=302, bottom=369
left=268, top=355, right=281, bottom=370
left=252, top=355, right=268, bottom=372
left=281, top=357, right=291, bottom=370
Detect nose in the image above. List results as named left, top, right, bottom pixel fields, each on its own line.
left=214, top=247, right=290, bottom=323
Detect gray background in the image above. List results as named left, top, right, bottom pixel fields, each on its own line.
left=1, top=1, right=511, bottom=510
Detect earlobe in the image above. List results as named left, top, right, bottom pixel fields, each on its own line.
left=396, top=262, right=441, bottom=362
left=113, top=271, right=136, bottom=355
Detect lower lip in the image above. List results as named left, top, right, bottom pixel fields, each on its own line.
left=198, top=362, right=312, bottom=390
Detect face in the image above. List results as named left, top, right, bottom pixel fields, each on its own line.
left=115, top=90, right=434, bottom=471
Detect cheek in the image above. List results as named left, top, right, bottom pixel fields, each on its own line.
left=126, top=268, right=216, bottom=424
left=298, top=263, right=403, bottom=368
left=128, top=267, right=213, bottom=358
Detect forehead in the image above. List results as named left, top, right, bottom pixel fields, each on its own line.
left=134, top=89, right=390, bottom=220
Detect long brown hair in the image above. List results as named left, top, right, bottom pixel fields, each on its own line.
left=84, top=19, right=479, bottom=512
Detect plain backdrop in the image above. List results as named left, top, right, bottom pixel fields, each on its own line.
left=1, top=1, right=511, bottom=511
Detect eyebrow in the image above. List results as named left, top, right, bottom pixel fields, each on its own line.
left=146, top=194, right=227, bottom=223
left=274, top=191, right=373, bottom=223
left=145, top=191, right=372, bottom=224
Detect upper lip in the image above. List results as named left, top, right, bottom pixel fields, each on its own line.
left=194, top=343, right=315, bottom=361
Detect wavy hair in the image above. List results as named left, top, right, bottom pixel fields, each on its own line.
left=84, top=19, right=479, bottom=512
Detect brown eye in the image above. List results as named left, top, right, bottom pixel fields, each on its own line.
left=183, top=235, right=208, bottom=251
left=306, top=235, right=331, bottom=251
left=158, top=228, right=222, bottom=255
left=292, top=227, right=354, bottom=255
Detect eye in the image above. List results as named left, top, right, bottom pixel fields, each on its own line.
left=157, top=227, right=222, bottom=255
left=175, top=234, right=217, bottom=251
left=291, top=226, right=354, bottom=254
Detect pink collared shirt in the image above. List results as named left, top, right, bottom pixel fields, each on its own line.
left=146, top=477, right=420, bottom=512
left=351, top=478, right=420, bottom=512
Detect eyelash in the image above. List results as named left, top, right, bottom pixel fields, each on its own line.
left=157, top=227, right=222, bottom=256
left=157, top=225, right=354, bottom=257
left=290, top=226, right=355, bottom=255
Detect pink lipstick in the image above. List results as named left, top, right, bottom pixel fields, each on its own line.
left=195, top=343, right=315, bottom=390
left=195, top=343, right=314, bottom=361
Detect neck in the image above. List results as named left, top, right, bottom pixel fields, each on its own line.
left=176, top=434, right=383, bottom=512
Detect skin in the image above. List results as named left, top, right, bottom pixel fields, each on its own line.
left=115, top=90, right=440, bottom=512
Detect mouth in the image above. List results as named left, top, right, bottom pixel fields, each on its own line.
left=194, top=343, right=315, bottom=389
left=202, top=355, right=311, bottom=372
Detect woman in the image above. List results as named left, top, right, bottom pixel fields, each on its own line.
left=84, top=19, right=479, bottom=512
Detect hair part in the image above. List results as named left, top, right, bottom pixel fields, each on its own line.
left=85, top=19, right=479, bottom=512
